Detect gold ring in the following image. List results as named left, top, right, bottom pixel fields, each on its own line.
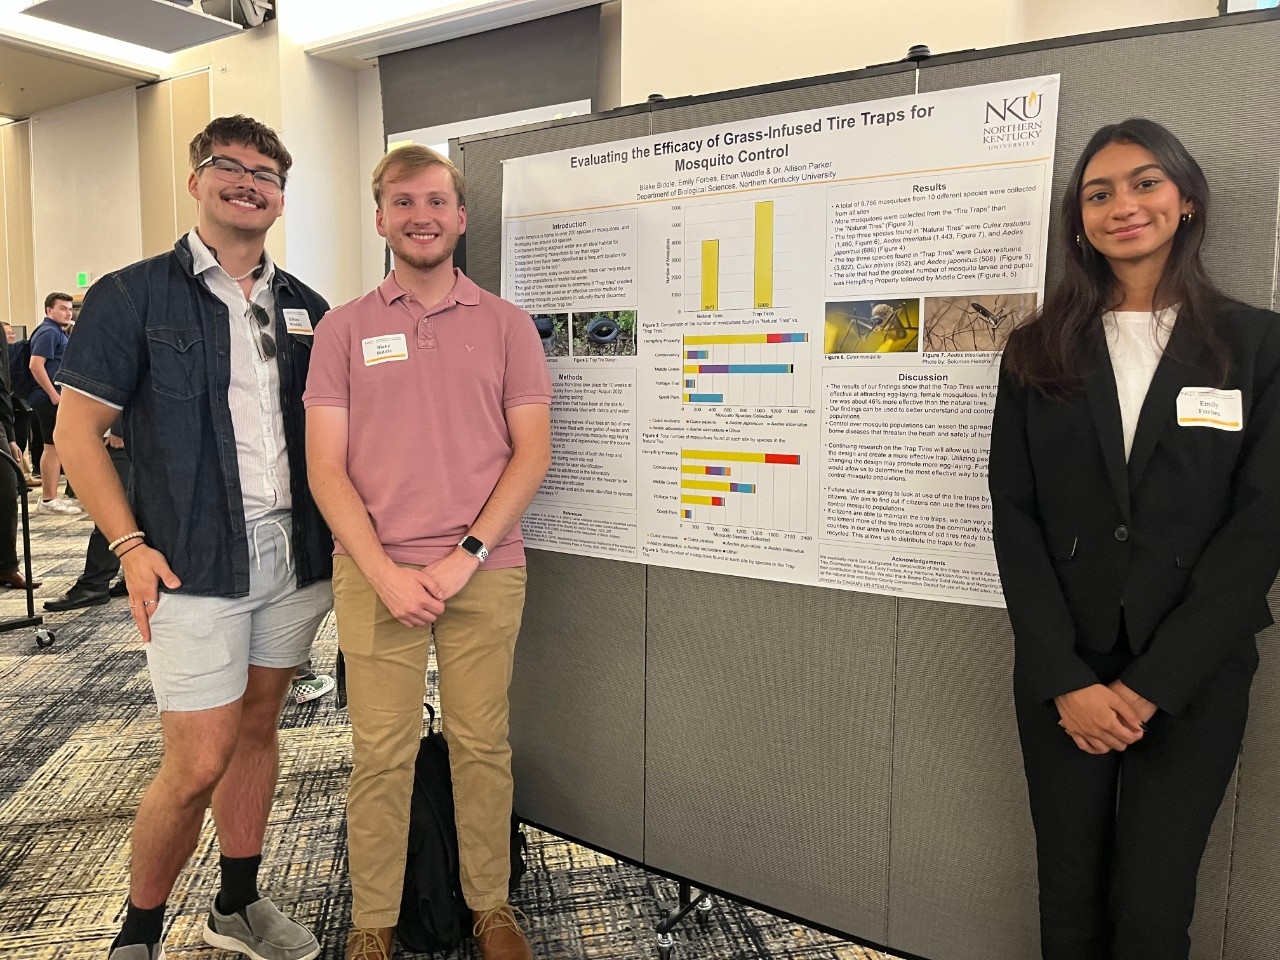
left=143, top=600, right=157, bottom=606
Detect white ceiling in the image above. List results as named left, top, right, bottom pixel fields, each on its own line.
left=0, top=35, right=153, bottom=119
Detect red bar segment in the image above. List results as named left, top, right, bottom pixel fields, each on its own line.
left=764, top=454, right=801, bottom=465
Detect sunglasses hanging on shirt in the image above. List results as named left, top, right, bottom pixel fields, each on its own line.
left=248, top=303, right=277, bottom=361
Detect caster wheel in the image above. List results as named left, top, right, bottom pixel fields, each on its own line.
left=696, top=895, right=714, bottom=912
left=35, top=628, right=55, bottom=648
left=657, top=941, right=675, bottom=960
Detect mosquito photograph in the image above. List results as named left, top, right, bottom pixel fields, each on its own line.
left=921, top=293, right=1038, bottom=352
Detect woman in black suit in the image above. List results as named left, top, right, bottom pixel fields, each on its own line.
left=989, top=118, right=1280, bottom=960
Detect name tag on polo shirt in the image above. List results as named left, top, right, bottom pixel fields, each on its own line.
left=362, top=333, right=409, bottom=366
left=1176, top=387, right=1243, bottom=431
left=283, top=309, right=313, bottom=335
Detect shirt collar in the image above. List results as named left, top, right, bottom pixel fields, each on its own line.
left=377, top=267, right=481, bottom=311
left=186, top=228, right=276, bottom=285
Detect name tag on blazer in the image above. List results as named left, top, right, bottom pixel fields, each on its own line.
left=1176, top=387, right=1243, bottom=431
left=283, top=309, right=313, bottom=335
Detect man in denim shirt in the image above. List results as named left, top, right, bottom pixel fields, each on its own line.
left=55, top=116, right=332, bottom=960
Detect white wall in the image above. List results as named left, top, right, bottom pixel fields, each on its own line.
left=357, top=65, right=387, bottom=293
left=1020, top=0, right=1217, bottom=44
left=169, top=20, right=287, bottom=263
left=277, top=14, right=365, bottom=307
left=618, top=0, right=1225, bottom=105
left=30, top=86, right=141, bottom=299
left=619, top=0, right=1024, bottom=105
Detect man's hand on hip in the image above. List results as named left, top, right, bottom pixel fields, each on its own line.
left=121, top=545, right=182, bottom=643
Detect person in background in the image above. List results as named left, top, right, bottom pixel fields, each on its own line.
left=289, top=658, right=335, bottom=705
left=29, top=292, right=81, bottom=515
left=3, top=322, right=39, bottom=489
left=0, top=320, right=39, bottom=590
left=43, top=414, right=130, bottom=611
left=989, top=118, right=1280, bottom=960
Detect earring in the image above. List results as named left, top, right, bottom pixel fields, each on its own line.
left=1075, top=233, right=1084, bottom=248
left=1181, top=210, right=1193, bottom=224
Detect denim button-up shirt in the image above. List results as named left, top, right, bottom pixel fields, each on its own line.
left=58, top=236, right=333, bottom=597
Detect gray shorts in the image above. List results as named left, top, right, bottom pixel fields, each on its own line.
left=144, top=514, right=334, bottom=713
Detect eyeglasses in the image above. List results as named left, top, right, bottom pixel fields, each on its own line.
left=196, top=155, right=286, bottom=195
left=248, top=303, right=277, bottom=361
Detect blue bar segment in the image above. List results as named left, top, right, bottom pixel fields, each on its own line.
left=696, top=363, right=793, bottom=374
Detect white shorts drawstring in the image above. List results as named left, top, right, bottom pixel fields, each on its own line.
left=249, top=515, right=292, bottom=573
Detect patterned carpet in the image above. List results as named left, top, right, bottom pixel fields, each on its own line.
left=0, top=495, right=890, bottom=960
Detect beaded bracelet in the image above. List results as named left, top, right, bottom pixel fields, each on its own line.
left=108, top=531, right=146, bottom=553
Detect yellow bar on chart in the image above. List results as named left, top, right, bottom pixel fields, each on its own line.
left=681, top=479, right=733, bottom=491
left=681, top=465, right=732, bottom=475
left=701, top=240, right=719, bottom=311
left=754, top=201, right=774, bottom=309
left=682, top=450, right=768, bottom=463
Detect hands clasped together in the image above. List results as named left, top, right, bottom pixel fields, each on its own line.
left=368, top=550, right=481, bottom=628
left=1054, top=681, right=1159, bottom=755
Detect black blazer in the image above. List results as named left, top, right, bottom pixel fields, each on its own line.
left=989, top=300, right=1280, bottom=714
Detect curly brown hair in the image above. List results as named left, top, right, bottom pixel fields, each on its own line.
left=188, top=115, right=292, bottom=179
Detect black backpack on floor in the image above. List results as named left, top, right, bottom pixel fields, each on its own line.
left=395, top=702, right=528, bottom=955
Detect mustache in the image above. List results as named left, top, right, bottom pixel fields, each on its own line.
left=220, top=188, right=265, bottom=207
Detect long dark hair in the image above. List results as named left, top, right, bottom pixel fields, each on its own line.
left=1002, top=118, right=1228, bottom=392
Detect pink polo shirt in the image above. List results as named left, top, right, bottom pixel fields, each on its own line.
left=304, top=269, right=551, bottom=568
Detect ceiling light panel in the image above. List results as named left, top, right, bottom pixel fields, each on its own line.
left=21, top=0, right=241, bottom=53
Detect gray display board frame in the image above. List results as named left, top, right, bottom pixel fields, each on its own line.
left=455, top=13, right=1280, bottom=960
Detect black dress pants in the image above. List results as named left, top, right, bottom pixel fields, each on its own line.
left=0, top=455, right=17, bottom=573
left=73, top=446, right=131, bottom=592
left=1016, top=640, right=1253, bottom=960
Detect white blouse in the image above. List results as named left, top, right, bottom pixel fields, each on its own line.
left=1102, top=307, right=1178, bottom=461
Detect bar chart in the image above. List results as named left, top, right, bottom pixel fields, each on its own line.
left=684, top=196, right=794, bottom=311
left=679, top=448, right=808, bottom=532
left=683, top=331, right=812, bottom=406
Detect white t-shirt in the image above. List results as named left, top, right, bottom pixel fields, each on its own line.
left=1103, top=307, right=1178, bottom=460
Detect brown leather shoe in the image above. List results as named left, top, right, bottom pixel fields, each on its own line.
left=0, top=570, right=40, bottom=590
left=345, top=926, right=393, bottom=960
left=473, top=905, right=532, bottom=960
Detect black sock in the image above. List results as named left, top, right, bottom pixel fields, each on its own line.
left=112, top=899, right=165, bottom=949
left=216, top=854, right=262, bottom=915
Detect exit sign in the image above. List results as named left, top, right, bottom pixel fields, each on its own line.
left=75, top=271, right=91, bottom=288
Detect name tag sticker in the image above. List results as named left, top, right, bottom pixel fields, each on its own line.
left=362, top=333, right=409, bottom=366
left=1176, top=387, right=1243, bottom=431
left=283, top=309, right=313, bottom=335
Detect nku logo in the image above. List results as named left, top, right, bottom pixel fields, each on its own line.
left=985, top=90, right=1043, bottom=124
left=982, top=90, right=1044, bottom=149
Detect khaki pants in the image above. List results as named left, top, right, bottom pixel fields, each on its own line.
left=334, top=555, right=527, bottom=927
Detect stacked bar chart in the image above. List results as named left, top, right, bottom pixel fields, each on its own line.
left=683, top=331, right=812, bottom=406
left=686, top=196, right=794, bottom=312
left=680, top=448, right=807, bottom=532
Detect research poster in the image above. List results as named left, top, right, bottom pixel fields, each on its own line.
left=501, top=76, right=1059, bottom=606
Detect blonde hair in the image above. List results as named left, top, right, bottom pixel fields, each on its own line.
left=371, top=145, right=466, bottom=207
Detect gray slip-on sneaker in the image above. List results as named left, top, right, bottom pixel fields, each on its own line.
left=107, top=946, right=165, bottom=960
left=203, top=896, right=320, bottom=960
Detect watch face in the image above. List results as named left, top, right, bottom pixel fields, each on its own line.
left=460, top=536, right=487, bottom=559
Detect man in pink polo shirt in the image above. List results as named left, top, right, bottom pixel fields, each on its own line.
left=304, top=145, right=551, bottom=960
